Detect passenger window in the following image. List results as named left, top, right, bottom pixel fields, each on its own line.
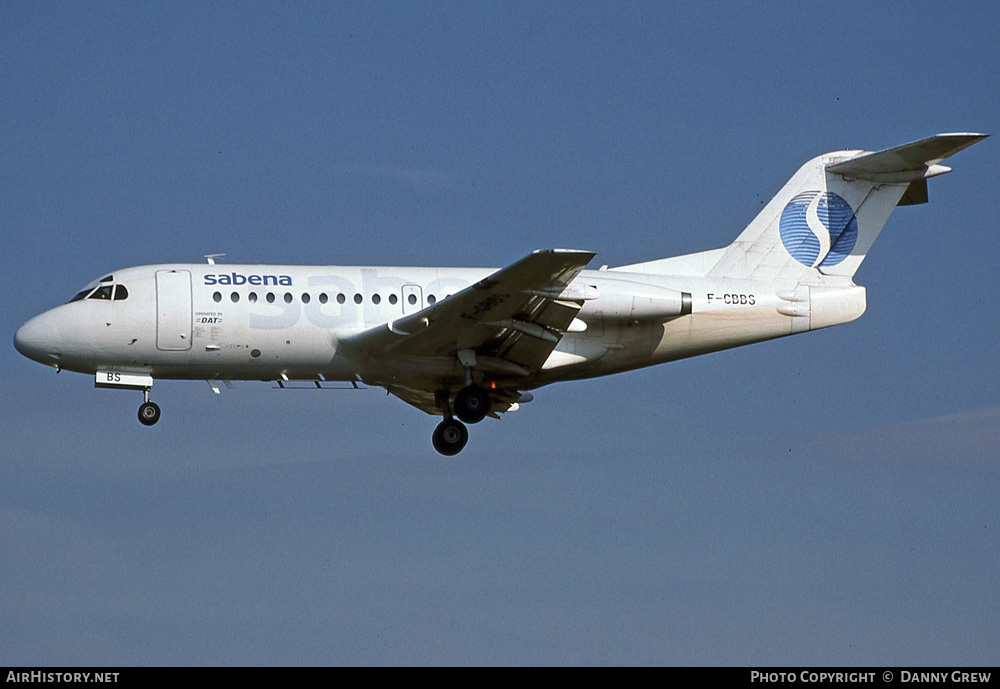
left=231, top=292, right=239, bottom=303
left=319, top=293, right=328, bottom=304
left=113, top=285, right=129, bottom=301
left=283, top=293, right=293, bottom=304
left=407, top=293, right=417, bottom=305
left=337, top=293, right=346, bottom=304
left=427, top=294, right=436, bottom=305
left=353, top=293, right=362, bottom=304
left=266, top=293, right=275, bottom=304
left=389, top=294, right=398, bottom=305
left=248, top=292, right=258, bottom=303
left=372, top=294, right=381, bottom=305
left=302, top=293, right=311, bottom=304
left=213, top=292, right=222, bottom=303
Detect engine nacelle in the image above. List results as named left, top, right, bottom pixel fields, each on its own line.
left=578, top=280, right=692, bottom=322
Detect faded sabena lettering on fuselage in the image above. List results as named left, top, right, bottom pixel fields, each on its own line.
left=204, top=273, right=292, bottom=286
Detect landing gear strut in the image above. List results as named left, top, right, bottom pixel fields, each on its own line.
left=137, top=389, right=161, bottom=426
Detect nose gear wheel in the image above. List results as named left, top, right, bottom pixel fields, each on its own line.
left=138, top=401, right=161, bottom=426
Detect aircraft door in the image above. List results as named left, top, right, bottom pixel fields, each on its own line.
left=402, top=284, right=423, bottom=314
left=156, top=270, right=193, bottom=351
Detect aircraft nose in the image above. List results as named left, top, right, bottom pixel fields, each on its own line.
left=14, top=313, right=59, bottom=366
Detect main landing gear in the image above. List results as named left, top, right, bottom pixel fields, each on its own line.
left=432, top=418, right=469, bottom=456
left=431, top=384, right=492, bottom=456
left=453, top=384, right=490, bottom=424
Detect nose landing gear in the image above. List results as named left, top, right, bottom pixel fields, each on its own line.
left=94, top=372, right=162, bottom=427
left=138, top=400, right=161, bottom=426
left=137, top=387, right=161, bottom=426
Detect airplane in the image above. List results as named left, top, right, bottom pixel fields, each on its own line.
left=14, top=133, right=987, bottom=455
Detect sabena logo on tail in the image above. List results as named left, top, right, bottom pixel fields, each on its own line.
left=778, top=191, right=858, bottom=269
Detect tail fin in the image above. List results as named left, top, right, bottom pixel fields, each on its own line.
left=703, top=133, right=987, bottom=281
left=617, top=134, right=986, bottom=279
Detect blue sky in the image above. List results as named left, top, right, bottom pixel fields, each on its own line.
left=2, top=1, right=997, bottom=665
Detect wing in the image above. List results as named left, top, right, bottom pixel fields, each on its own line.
left=338, top=249, right=595, bottom=412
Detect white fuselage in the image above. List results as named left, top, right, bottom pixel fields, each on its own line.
left=14, top=262, right=865, bottom=390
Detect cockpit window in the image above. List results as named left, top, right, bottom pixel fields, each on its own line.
left=68, top=282, right=130, bottom=303
left=101, top=275, right=114, bottom=283
left=90, top=285, right=113, bottom=300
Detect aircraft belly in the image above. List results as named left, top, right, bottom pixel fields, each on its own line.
left=357, top=354, right=458, bottom=380
left=532, top=323, right=660, bottom=385
left=533, top=305, right=796, bottom=385
left=130, top=319, right=342, bottom=380
left=651, top=311, right=794, bottom=362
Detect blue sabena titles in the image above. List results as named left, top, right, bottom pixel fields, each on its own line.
left=779, top=191, right=858, bottom=268
left=204, top=272, right=293, bottom=286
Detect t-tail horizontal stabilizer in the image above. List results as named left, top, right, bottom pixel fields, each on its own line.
left=827, top=132, right=988, bottom=207
left=826, top=132, right=987, bottom=183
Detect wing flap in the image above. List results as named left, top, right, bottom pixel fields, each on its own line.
left=492, top=297, right=584, bottom=373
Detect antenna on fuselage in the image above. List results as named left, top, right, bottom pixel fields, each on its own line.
left=204, top=253, right=226, bottom=265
